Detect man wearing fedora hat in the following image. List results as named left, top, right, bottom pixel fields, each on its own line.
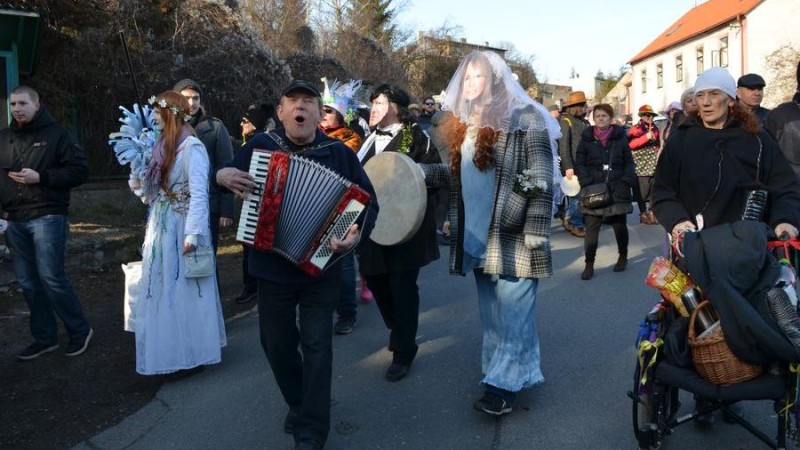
left=737, top=73, right=770, bottom=127
left=559, top=91, right=589, bottom=237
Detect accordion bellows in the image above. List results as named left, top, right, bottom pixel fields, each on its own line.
left=237, top=150, right=369, bottom=276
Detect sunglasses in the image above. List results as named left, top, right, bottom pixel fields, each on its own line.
left=424, top=102, right=434, bottom=106
left=323, top=107, right=335, bottom=114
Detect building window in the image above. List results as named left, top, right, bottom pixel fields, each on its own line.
left=656, top=64, right=663, bottom=88
left=675, top=55, right=683, bottom=82
left=720, top=36, right=728, bottom=67
left=696, top=47, right=704, bottom=74
left=641, top=69, right=647, bottom=93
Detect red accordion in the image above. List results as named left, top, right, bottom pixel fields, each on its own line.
left=236, top=150, right=370, bottom=276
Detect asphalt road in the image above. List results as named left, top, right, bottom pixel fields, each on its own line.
left=76, top=219, right=782, bottom=449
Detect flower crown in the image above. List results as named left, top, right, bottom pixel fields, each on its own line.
left=148, top=95, right=192, bottom=122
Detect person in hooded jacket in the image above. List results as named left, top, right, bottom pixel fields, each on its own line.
left=574, top=103, right=636, bottom=280
left=0, top=85, right=93, bottom=361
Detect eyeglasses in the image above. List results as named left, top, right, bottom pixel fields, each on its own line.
left=424, top=102, right=434, bottom=106
left=323, top=107, right=335, bottom=114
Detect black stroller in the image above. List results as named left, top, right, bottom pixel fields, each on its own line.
left=629, top=225, right=800, bottom=449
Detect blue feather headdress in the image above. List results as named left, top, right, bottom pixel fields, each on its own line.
left=108, top=103, right=157, bottom=180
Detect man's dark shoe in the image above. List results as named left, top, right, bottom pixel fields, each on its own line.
left=284, top=407, right=300, bottom=434
left=65, top=328, right=93, bottom=357
left=234, top=288, right=257, bottom=304
left=334, top=316, right=356, bottom=335
left=473, top=391, right=512, bottom=416
left=17, top=342, right=59, bottom=361
left=295, top=441, right=321, bottom=450
left=385, top=362, right=410, bottom=382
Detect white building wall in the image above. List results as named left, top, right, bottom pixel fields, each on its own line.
left=744, top=0, right=800, bottom=106
left=630, top=27, right=738, bottom=114
left=630, top=0, right=800, bottom=111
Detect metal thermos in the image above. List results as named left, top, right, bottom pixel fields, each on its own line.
left=680, top=288, right=717, bottom=332
left=742, top=189, right=768, bottom=221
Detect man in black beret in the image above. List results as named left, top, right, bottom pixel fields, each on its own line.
left=736, top=73, right=770, bottom=126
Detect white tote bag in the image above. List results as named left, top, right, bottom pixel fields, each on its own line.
left=121, top=261, right=143, bottom=332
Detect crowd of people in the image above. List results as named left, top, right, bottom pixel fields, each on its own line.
left=3, top=53, right=800, bottom=449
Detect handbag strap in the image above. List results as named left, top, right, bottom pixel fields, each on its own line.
left=603, top=140, right=614, bottom=183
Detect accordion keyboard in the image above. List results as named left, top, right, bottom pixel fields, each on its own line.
left=236, top=150, right=271, bottom=245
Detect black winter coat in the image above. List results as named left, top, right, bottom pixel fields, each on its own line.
left=765, top=96, right=800, bottom=177
left=358, top=123, right=441, bottom=275
left=652, top=116, right=800, bottom=233
left=558, top=113, right=589, bottom=173
left=0, top=108, right=88, bottom=221
left=574, top=125, right=636, bottom=216
left=190, top=111, right=234, bottom=218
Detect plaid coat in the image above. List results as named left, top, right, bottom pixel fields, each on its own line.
left=427, top=109, right=554, bottom=279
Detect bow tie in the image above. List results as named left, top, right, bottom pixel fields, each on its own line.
left=375, top=129, right=394, bottom=137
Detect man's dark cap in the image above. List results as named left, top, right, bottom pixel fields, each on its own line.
left=173, top=78, right=202, bottom=96
left=737, top=73, right=766, bottom=88
left=281, top=79, right=321, bottom=98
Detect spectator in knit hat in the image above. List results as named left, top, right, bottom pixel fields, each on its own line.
left=240, top=102, right=275, bottom=145
left=737, top=73, right=770, bottom=127
left=173, top=78, right=235, bottom=253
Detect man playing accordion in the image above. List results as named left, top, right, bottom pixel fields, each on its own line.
left=216, top=79, right=378, bottom=450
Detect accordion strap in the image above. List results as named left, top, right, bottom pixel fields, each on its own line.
left=267, top=131, right=338, bottom=155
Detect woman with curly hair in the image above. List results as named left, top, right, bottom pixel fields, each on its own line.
left=128, top=90, right=226, bottom=376
left=653, top=67, right=800, bottom=244
left=431, top=50, right=561, bottom=416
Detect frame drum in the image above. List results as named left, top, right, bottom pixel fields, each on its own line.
left=363, top=152, right=426, bottom=246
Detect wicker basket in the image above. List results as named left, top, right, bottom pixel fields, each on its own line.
left=688, top=300, right=763, bottom=385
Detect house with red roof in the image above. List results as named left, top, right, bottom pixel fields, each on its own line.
left=628, top=0, right=800, bottom=113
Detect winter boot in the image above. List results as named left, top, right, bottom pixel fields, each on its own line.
left=614, top=252, right=628, bottom=272
left=581, top=261, right=594, bottom=280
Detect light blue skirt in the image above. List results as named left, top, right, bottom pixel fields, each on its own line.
left=473, top=270, right=543, bottom=392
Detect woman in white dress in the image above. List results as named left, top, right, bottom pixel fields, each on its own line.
left=129, top=90, right=226, bottom=376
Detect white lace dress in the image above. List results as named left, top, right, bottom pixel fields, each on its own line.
left=130, top=136, right=226, bottom=375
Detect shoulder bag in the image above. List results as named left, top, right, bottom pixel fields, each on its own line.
left=579, top=145, right=614, bottom=210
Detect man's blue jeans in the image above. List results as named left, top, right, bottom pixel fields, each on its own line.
left=566, top=194, right=584, bottom=229
left=5, top=215, right=91, bottom=345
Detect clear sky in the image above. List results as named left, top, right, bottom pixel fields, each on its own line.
left=396, top=0, right=700, bottom=83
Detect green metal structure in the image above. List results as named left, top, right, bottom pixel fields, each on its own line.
left=0, top=5, right=41, bottom=128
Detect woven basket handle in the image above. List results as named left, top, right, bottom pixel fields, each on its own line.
left=687, top=299, right=710, bottom=340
